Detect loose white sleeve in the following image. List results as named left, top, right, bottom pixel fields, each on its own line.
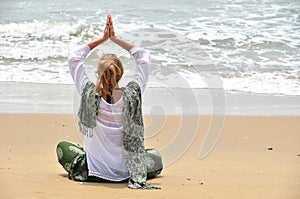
left=68, top=44, right=90, bottom=95
left=129, top=47, right=151, bottom=93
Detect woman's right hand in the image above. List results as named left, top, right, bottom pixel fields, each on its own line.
left=107, top=15, right=116, bottom=40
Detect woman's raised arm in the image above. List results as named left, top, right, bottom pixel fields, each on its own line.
left=87, top=16, right=110, bottom=50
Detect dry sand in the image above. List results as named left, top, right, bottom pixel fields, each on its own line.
left=0, top=114, right=299, bottom=199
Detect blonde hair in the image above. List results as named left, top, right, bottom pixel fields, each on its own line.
left=96, top=54, right=124, bottom=96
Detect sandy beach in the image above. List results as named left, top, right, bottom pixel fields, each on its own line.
left=1, top=0, right=299, bottom=198
left=0, top=114, right=299, bottom=199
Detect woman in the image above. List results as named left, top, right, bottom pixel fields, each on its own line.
left=56, top=15, right=162, bottom=189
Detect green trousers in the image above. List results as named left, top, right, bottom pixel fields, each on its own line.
left=56, top=141, right=163, bottom=182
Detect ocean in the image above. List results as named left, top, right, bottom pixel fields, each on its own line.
left=0, top=0, right=299, bottom=96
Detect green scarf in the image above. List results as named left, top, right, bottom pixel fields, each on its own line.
left=78, top=81, right=160, bottom=189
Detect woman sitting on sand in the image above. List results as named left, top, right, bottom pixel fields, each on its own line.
left=56, top=15, right=162, bottom=189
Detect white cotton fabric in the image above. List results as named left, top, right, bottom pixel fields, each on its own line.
left=68, top=44, right=151, bottom=181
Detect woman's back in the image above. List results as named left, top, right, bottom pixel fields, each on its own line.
left=85, top=96, right=127, bottom=181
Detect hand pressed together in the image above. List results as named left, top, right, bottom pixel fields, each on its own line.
left=107, top=15, right=116, bottom=39
left=88, top=14, right=134, bottom=51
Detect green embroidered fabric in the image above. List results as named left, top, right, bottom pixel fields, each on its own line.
left=121, top=81, right=160, bottom=189
left=57, top=142, right=163, bottom=183
left=56, top=141, right=88, bottom=182
left=78, top=81, right=161, bottom=189
left=68, top=153, right=88, bottom=181
left=77, top=81, right=101, bottom=137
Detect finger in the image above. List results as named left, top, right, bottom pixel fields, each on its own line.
left=107, top=14, right=111, bottom=24
left=106, top=15, right=110, bottom=25
left=109, top=15, right=114, bottom=26
left=110, top=23, right=113, bottom=29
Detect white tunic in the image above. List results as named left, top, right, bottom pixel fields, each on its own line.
left=68, top=44, right=151, bottom=181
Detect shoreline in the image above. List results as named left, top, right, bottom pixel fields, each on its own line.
left=0, top=81, right=300, bottom=115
